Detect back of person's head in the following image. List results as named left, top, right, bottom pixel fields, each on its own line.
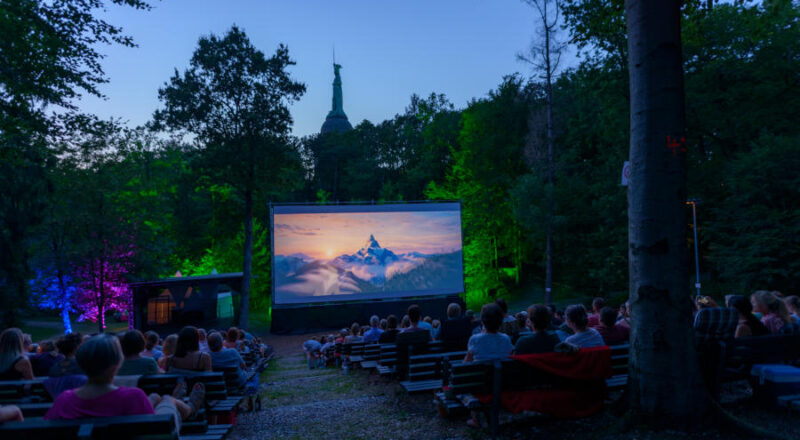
left=238, top=330, right=245, bottom=341
left=350, top=322, right=360, bottom=335
left=22, top=333, right=32, bottom=351
left=56, top=333, right=82, bottom=357
left=162, top=334, right=178, bottom=356
left=527, top=304, right=551, bottom=331
left=696, top=296, right=717, bottom=309
left=752, top=290, right=790, bottom=321
left=495, top=298, right=508, bottom=314
left=39, top=339, right=55, bottom=353
left=730, top=295, right=753, bottom=317
left=465, top=309, right=475, bottom=321
left=0, top=328, right=25, bottom=373
left=785, top=295, right=800, bottom=314
left=379, top=318, right=388, bottom=330
left=226, top=327, right=239, bottom=343
left=407, top=305, right=421, bottom=324
left=175, top=326, right=199, bottom=358
left=481, top=303, right=504, bottom=332
left=387, top=315, right=398, bottom=329
left=423, top=316, right=432, bottom=324
left=198, top=328, right=207, bottom=341
left=592, top=297, right=606, bottom=313
left=120, top=330, right=146, bottom=357
left=370, top=315, right=380, bottom=327
left=145, top=331, right=160, bottom=350
left=600, top=307, right=617, bottom=328
left=566, top=304, right=589, bottom=330
left=433, top=319, right=440, bottom=329
left=447, top=303, right=461, bottom=319
left=207, top=332, right=223, bottom=352
left=547, top=304, right=557, bottom=316
left=401, top=315, right=410, bottom=328
left=76, top=334, right=123, bottom=379
left=516, top=312, right=527, bottom=328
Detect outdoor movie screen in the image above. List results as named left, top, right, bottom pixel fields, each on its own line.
left=271, top=203, right=464, bottom=305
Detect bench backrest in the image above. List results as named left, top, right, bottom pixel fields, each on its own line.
left=0, top=379, right=50, bottom=404
left=378, top=344, right=398, bottom=367
left=0, top=414, right=176, bottom=440
left=443, top=359, right=498, bottom=396
left=721, top=334, right=800, bottom=366
left=408, top=351, right=467, bottom=382
left=609, top=344, right=630, bottom=377
left=138, top=372, right=227, bottom=401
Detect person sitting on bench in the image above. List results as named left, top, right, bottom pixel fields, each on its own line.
left=118, top=330, right=159, bottom=376
left=515, top=304, right=560, bottom=354
left=378, top=315, right=400, bottom=343
left=564, top=305, right=605, bottom=348
left=587, top=297, right=605, bottom=328
left=362, top=316, right=384, bottom=343
left=30, top=339, right=63, bottom=377
left=44, top=334, right=205, bottom=430
left=165, top=326, right=212, bottom=373
left=439, top=303, right=472, bottom=350
left=752, top=290, right=796, bottom=334
left=729, top=295, right=769, bottom=338
left=400, top=305, right=430, bottom=337
left=786, top=295, right=800, bottom=324
left=0, top=328, right=34, bottom=380
left=141, top=331, right=162, bottom=361
left=596, top=307, right=630, bottom=346
left=208, top=332, right=257, bottom=392
left=346, top=323, right=363, bottom=343
left=224, top=327, right=240, bottom=350
left=157, top=334, right=177, bottom=372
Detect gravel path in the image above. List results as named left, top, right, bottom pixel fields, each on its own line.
left=228, top=334, right=800, bottom=440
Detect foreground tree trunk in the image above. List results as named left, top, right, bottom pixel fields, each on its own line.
left=239, top=188, right=253, bottom=328
left=625, top=0, right=707, bottom=427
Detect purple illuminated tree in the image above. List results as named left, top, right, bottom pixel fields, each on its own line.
left=73, top=240, right=134, bottom=332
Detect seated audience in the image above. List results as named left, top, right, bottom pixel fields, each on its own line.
left=22, top=333, right=34, bottom=354
left=515, top=304, right=560, bottom=354
left=752, top=290, right=795, bottom=334
left=616, top=302, right=631, bottom=330
left=564, top=305, right=605, bottom=348
left=378, top=315, right=400, bottom=343
left=0, top=328, right=34, bottom=380
left=142, top=331, right=163, bottom=360
left=693, top=305, right=738, bottom=342
left=784, top=295, right=800, bottom=324
left=302, top=336, right=323, bottom=369
left=548, top=305, right=562, bottom=327
left=439, top=303, right=473, bottom=349
left=117, top=330, right=159, bottom=376
left=362, top=315, right=384, bottom=343
left=730, top=295, right=769, bottom=338
left=49, top=333, right=84, bottom=376
left=157, top=334, right=178, bottom=371
left=400, top=314, right=411, bottom=329
left=432, top=319, right=441, bottom=340
left=464, top=303, right=513, bottom=429
left=587, top=297, right=605, bottom=328
left=164, top=326, right=212, bottom=373
left=0, top=404, right=23, bottom=422
left=465, top=303, right=513, bottom=362
left=198, top=328, right=209, bottom=352
left=44, top=334, right=205, bottom=430
left=379, top=318, right=388, bottom=331
left=208, top=332, right=252, bottom=387
left=30, top=339, right=64, bottom=377
left=400, top=305, right=431, bottom=337
left=224, top=327, right=240, bottom=350
left=345, top=323, right=363, bottom=343
left=596, top=307, right=630, bottom=345
left=418, top=315, right=434, bottom=337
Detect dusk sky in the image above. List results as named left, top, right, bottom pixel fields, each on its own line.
left=77, top=0, right=575, bottom=137
left=274, top=211, right=462, bottom=260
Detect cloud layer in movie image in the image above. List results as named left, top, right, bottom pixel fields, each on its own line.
left=272, top=207, right=463, bottom=304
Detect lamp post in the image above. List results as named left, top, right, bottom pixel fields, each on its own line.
left=686, top=198, right=702, bottom=297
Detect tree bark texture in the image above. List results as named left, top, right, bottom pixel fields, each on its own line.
left=625, top=0, right=706, bottom=427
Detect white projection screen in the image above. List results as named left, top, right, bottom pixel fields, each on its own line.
left=271, top=203, right=464, bottom=305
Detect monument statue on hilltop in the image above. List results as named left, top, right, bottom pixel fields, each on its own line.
left=321, top=62, right=352, bottom=134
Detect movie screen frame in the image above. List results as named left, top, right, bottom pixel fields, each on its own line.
left=270, top=202, right=464, bottom=306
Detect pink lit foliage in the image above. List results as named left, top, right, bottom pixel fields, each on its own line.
left=73, top=241, right=135, bottom=329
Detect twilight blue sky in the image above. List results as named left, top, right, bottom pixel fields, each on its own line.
left=80, top=0, right=574, bottom=137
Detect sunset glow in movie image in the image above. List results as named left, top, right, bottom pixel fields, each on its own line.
left=272, top=205, right=464, bottom=304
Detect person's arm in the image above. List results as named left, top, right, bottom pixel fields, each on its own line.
left=16, top=357, right=34, bottom=380
left=201, top=353, right=212, bottom=372
left=463, top=351, right=474, bottom=363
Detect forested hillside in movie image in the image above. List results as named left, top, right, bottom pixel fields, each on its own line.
left=2, top=1, right=798, bottom=328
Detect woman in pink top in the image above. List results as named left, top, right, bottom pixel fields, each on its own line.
left=44, top=334, right=205, bottom=428
left=751, top=290, right=792, bottom=334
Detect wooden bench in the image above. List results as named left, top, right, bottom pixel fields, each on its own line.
left=715, top=334, right=800, bottom=399
left=606, top=344, right=630, bottom=390
left=0, top=413, right=178, bottom=440
left=213, top=366, right=261, bottom=411
left=138, top=373, right=228, bottom=402
left=0, top=379, right=50, bottom=404
left=400, top=351, right=467, bottom=394
left=358, top=343, right=382, bottom=369
left=376, top=344, right=397, bottom=376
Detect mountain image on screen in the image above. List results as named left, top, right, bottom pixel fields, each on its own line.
left=274, top=234, right=462, bottom=298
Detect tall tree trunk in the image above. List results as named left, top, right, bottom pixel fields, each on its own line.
left=239, top=188, right=253, bottom=328
left=625, top=0, right=706, bottom=427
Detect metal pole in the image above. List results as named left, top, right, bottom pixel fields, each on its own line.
left=690, top=201, right=701, bottom=297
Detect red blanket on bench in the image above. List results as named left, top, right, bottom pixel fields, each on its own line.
left=478, top=346, right=613, bottom=418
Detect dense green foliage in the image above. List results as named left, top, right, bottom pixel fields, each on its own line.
left=1, top=1, right=798, bottom=327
